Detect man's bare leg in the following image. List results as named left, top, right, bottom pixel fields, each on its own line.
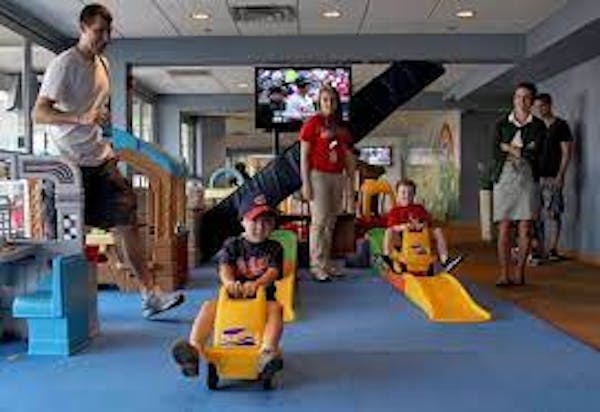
left=548, top=217, right=562, bottom=255
left=114, top=224, right=152, bottom=291
left=114, top=224, right=184, bottom=318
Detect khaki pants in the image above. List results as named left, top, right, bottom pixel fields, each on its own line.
left=309, top=170, right=344, bottom=270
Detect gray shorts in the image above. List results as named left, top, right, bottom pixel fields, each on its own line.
left=540, top=178, right=564, bottom=219
left=80, top=159, right=137, bottom=230
left=493, top=158, right=539, bottom=222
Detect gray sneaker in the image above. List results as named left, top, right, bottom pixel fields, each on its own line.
left=257, top=349, right=283, bottom=379
left=141, top=290, right=185, bottom=318
left=325, top=264, right=345, bottom=278
left=311, top=267, right=331, bottom=282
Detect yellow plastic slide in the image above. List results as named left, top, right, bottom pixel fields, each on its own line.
left=403, top=273, right=491, bottom=323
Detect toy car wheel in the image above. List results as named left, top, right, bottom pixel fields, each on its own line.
left=207, top=363, right=219, bottom=390
left=399, top=263, right=408, bottom=273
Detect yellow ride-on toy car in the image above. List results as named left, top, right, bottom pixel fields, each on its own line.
left=373, top=227, right=491, bottom=323
left=203, top=287, right=283, bottom=390
left=389, top=227, right=436, bottom=276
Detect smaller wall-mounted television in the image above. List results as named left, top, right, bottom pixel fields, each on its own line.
left=255, top=66, right=351, bottom=131
left=359, top=146, right=392, bottom=166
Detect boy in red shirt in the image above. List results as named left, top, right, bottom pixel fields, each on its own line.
left=377, top=179, right=462, bottom=273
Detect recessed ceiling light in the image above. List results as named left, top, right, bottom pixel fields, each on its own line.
left=456, top=9, right=475, bottom=18
left=237, top=82, right=249, bottom=88
left=191, top=12, right=210, bottom=20
left=322, top=10, right=341, bottom=19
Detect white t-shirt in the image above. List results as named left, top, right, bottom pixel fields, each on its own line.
left=38, top=47, right=114, bottom=167
left=507, top=112, right=533, bottom=148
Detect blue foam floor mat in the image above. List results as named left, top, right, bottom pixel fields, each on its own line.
left=1, top=266, right=599, bottom=412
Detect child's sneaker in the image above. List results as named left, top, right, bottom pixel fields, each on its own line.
left=257, top=349, right=283, bottom=379
left=373, top=254, right=394, bottom=273
left=442, top=255, right=464, bottom=273
left=171, top=339, right=200, bottom=377
left=141, top=290, right=185, bottom=319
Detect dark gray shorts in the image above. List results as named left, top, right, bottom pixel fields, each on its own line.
left=540, top=178, right=564, bottom=219
left=80, top=159, right=137, bottom=229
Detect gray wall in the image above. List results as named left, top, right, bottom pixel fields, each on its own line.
left=156, top=94, right=252, bottom=155
left=199, top=117, right=226, bottom=179
left=459, top=111, right=504, bottom=222
left=538, top=54, right=600, bottom=255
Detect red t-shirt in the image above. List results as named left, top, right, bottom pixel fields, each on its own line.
left=299, top=115, right=351, bottom=174
left=387, top=204, right=432, bottom=227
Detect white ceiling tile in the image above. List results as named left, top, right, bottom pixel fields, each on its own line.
left=427, top=0, right=568, bottom=33
left=351, top=63, right=389, bottom=90
left=360, top=0, right=567, bottom=33
left=360, top=0, right=441, bottom=33
left=211, top=66, right=255, bottom=93
left=132, top=66, right=256, bottom=94
left=97, top=0, right=178, bottom=37
left=154, top=0, right=239, bottom=36
left=227, top=0, right=296, bottom=6
left=14, top=0, right=570, bottom=37
left=299, top=0, right=368, bottom=34
left=131, top=63, right=505, bottom=96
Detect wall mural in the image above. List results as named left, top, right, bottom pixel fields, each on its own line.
left=402, top=113, right=461, bottom=221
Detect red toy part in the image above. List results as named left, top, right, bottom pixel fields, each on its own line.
left=84, top=245, right=108, bottom=263
left=355, top=214, right=388, bottom=239
left=85, top=245, right=99, bottom=262
left=383, top=271, right=406, bottom=292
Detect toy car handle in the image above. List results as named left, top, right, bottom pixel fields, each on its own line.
left=224, top=284, right=267, bottom=300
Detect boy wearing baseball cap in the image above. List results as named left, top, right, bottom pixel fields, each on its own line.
left=171, top=191, right=284, bottom=380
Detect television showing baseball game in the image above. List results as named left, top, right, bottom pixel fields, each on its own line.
left=255, top=66, right=351, bottom=131
left=359, top=146, right=392, bottom=166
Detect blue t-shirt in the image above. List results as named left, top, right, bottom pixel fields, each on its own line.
left=218, top=236, right=283, bottom=284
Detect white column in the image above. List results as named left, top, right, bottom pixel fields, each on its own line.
left=22, top=39, right=33, bottom=153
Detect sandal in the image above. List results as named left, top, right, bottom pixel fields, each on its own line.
left=511, top=276, right=526, bottom=286
left=495, top=277, right=512, bottom=287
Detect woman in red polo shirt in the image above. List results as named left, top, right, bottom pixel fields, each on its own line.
left=299, top=85, right=355, bottom=282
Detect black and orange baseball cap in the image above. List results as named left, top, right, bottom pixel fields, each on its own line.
left=238, top=191, right=278, bottom=220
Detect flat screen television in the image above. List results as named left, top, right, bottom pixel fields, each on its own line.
left=255, top=66, right=351, bottom=131
left=359, top=146, right=392, bottom=166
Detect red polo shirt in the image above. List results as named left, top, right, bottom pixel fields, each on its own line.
left=387, top=204, right=432, bottom=227
left=299, top=115, right=351, bottom=174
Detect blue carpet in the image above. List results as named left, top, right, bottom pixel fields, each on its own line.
left=1, top=266, right=599, bottom=412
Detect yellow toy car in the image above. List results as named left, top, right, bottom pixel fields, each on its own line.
left=203, top=286, right=283, bottom=390
left=378, top=227, right=491, bottom=323
left=390, top=227, right=436, bottom=276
